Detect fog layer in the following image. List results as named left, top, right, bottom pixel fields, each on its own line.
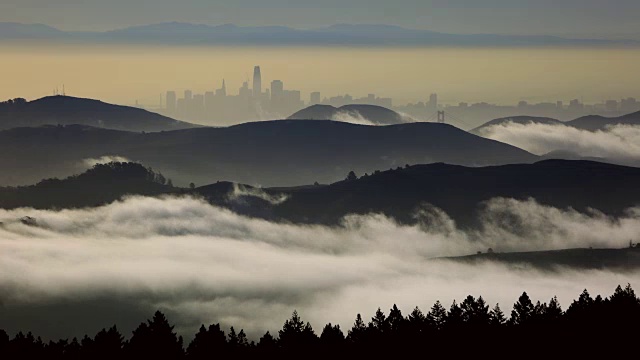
left=477, top=122, right=640, bottom=163
left=0, top=196, right=637, bottom=340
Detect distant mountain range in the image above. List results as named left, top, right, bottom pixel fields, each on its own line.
left=0, top=118, right=536, bottom=187
left=472, top=110, right=640, bottom=133
left=1, top=22, right=636, bottom=47
left=4, top=160, right=640, bottom=230
left=0, top=96, right=197, bottom=132
left=288, top=104, right=407, bottom=125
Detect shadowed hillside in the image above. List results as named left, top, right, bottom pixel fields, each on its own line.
left=470, top=116, right=564, bottom=134
left=472, top=110, right=640, bottom=134
left=444, top=247, right=640, bottom=271
left=288, top=104, right=407, bottom=125
left=0, top=120, right=537, bottom=187
left=256, top=160, right=640, bottom=226
left=0, top=162, right=176, bottom=209
left=0, top=96, right=197, bottom=132
left=3, top=159, right=639, bottom=229
left=567, top=110, right=640, bottom=131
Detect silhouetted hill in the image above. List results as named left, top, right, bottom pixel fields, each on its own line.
left=3, top=159, right=640, bottom=230
left=0, top=162, right=176, bottom=209
left=288, top=104, right=407, bottom=125
left=540, top=150, right=608, bottom=163
left=0, top=96, right=197, bottom=132
left=472, top=110, right=640, bottom=134
left=186, top=160, right=640, bottom=227
left=470, top=116, right=564, bottom=134
left=1, top=21, right=634, bottom=46
left=567, top=110, right=640, bottom=131
left=0, top=120, right=537, bottom=186
left=444, top=247, right=640, bottom=271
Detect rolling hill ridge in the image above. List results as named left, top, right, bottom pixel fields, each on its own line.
left=0, top=96, right=197, bottom=132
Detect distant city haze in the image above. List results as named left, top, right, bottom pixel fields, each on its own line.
left=3, top=43, right=640, bottom=126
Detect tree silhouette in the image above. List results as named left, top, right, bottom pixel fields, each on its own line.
left=0, top=329, right=8, bottom=353
left=369, top=307, right=389, bottom=334
left=85, top=325, right=123, bottom=359
left=278, top=311, right=317, bottom=350
left=320, top=323, right=345, bottom=348
left=426, top=301, right=448, bottom=331
left=446, top=300, right=464, bottom=330
left=545, top=296, right=563, bottom=322
left=387, top=304, right=405, bottom=333
left=460, top=295, right=490, bottom=326
left=3, top=286, right=640, bottom=358
left=346, top=171, right=358, bottom=181
left=186, top=324, right=226, bottom=359
left=126, top=311, right=184, bottom=359
left=510, top=292, right=534, bottom=325
left=407, top=306, right=427, bottom=334
left=228, top=327, right=249, bottom=349
left=346, top=314, right=367, bottom=343
left=489, top=303, right=506, bottom=326
left=257, top=331, right=278, bottom=352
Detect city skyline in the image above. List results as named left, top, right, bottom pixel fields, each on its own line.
left=155, top=65, right=640, bottom=128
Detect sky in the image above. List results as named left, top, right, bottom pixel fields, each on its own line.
left=2, top=45, right=639, bottom=109
left=2, top=0, right=640, bottom=38
left=1, top=1, right=639, bottom=118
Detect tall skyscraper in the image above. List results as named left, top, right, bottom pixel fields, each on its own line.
left=271, top=80, right=284, bottom=109
left=166, top=91, right=177, bottom=113
left=310, top=92, right=321, bottom=105
left=184, top=90, right=193, bottom=101
left=429, top=93, right=438, bottom=110
left=271, top=80, right=283, bottom=97
left=216, top=79, right=227, bottom=97
left=253, top=66, right=262, bottom=98
left=239, top=81, right=251, bottom=99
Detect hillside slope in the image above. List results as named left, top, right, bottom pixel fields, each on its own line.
left=0, top=96, right=196, bottom=132
left=0, top=120, right=538, bottom=186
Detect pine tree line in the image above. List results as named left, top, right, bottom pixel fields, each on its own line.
left=1, top=284, right=638, bottom=358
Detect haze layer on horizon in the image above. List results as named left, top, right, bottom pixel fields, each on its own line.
left=2, top=44, right=640, bottom=108
left=2, top=0, right=639, bottom=40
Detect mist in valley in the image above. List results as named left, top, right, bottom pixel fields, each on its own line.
left=0, top=195, right=637, bottom=340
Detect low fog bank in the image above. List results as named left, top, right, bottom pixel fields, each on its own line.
left=477, top=122, right=640, bottom=164
left=0, top=196, right=637, bottom=340
left=82, top=155, right=132, bottom=168
left=330, top=110, right=415, bottom=126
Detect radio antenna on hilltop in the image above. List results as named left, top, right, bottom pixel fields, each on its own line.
left=62, top=84, right=66, bottom=96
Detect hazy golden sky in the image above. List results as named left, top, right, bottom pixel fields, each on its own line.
left=2, top=44, right=639, bottom=106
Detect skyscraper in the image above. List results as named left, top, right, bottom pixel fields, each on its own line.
left=310, top=92, right=321, bottom=105
left=166, top=91, right=177, bottom=113
left=253, top=66, right=262, bottom=98
left=429, top=93, right=438, bottom=110
left=271, top=80, right=284, bottom=109
left=216, top=79, right=227, bottom=97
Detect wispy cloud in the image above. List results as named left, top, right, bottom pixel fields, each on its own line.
left=228, top=184, right=289, bottom=205
left=82, top=155, right=132, bottom=168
